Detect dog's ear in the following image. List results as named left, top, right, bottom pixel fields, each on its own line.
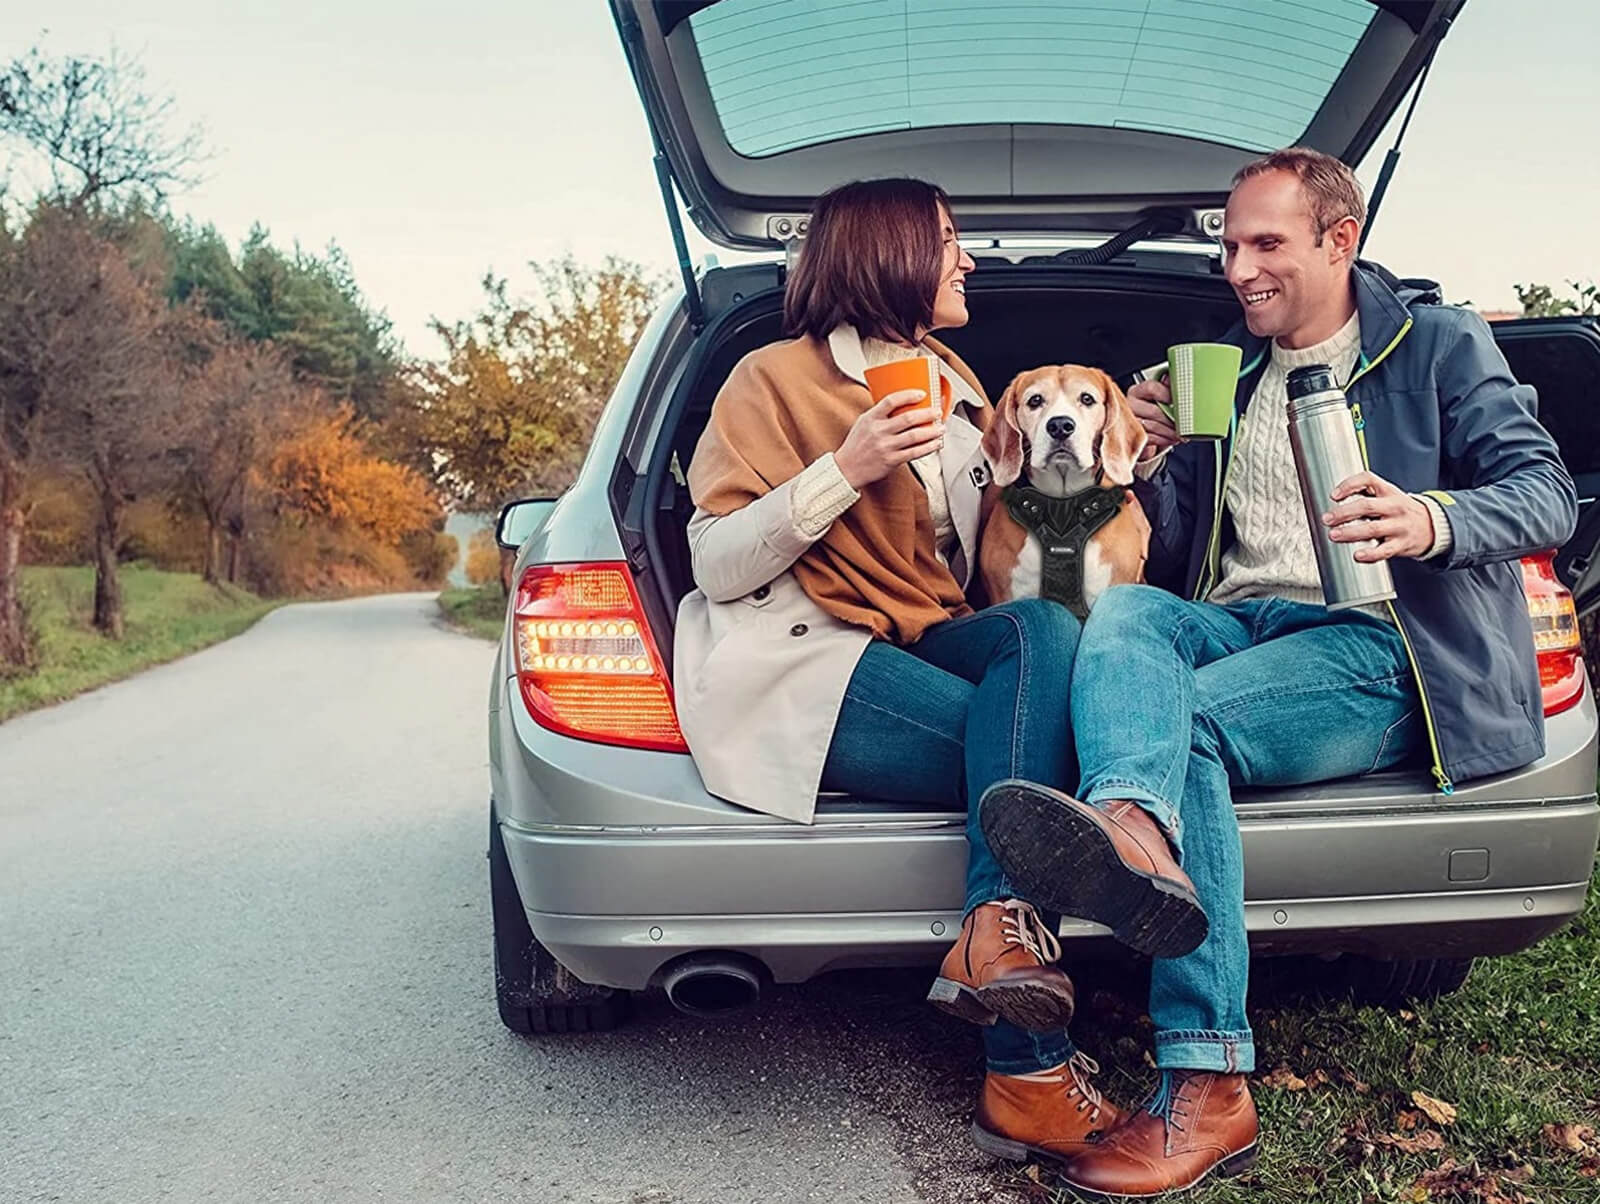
left=1096, top=370, right=1147, bottom=487
left=982, top=375, right=1027, bottom=487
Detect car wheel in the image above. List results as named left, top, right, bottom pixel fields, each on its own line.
left=489, top=803, right=632, bottom=1035
left=1336, top=955, right=1475, bottom=1007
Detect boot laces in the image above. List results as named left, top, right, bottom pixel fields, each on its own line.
left=1145, top=1070, right=1197, bottom=1133
left=1064, top=1051, right=1106, bottom=1121
left=997, top=898, right=1061, bottom=964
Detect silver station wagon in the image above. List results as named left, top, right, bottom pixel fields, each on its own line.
left=487, top=0, right=1600, bottom=1034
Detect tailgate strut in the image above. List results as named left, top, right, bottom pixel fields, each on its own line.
left=651, top=147, right=706, bottom=332
left=1360, top=15, right=1451, bottom=255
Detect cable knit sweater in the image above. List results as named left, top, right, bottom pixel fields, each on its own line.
left=1209, top=313, right=1366, bottom=608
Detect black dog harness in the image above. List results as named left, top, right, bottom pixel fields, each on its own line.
left=1002, top=483, right=1127, bottom=619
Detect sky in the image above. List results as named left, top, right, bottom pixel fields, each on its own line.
left=3, top=1, right=1597, bottom=357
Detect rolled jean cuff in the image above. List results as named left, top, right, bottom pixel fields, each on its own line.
left=964, top=879, right=1017, bottom=916
left=1082, top=780, right=1182, bottom=846
left=1154, top=1029, right=1256, bottom=1074
left=985, top=1032, right=1077, bottom=1076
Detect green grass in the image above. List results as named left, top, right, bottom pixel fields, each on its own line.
left=0, top=565, right=280, bottom=722
left=1016, top=874, right=1600, bottom=1203
left=437, top=582, right=508, bottom=641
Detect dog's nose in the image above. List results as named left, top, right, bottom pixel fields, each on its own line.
left=1046, top=415, right=1076, bottom=441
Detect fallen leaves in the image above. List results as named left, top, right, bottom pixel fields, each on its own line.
left=1260, top=1065, right=1307, bottom=1091
left=1411, top=1090, right=1459, bottom=1127
left=1542, top=1122, right=1597, bottom=1155
left=1543, top=1122, right=1600, bottom=1178
left=1410, top=1159, right=1534, bottom=1204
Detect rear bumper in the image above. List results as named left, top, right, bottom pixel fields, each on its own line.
left=502, top=797, right=1599, bottom=989
left=494, top=672, right=1600, bottom=990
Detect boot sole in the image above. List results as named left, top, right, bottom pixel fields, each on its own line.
left=980, top=780, right=1209, bottom=960
left=926, top=977, right=998, bottom=1026
left=974, top=979, right=1075, bottom=1032
left=969, top=1121, right=1083, bottom=1166
left=1057, top=1142, right=1259, bottom=1200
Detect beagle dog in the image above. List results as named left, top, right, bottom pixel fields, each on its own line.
left=978, top=365, right=1152, bottom=613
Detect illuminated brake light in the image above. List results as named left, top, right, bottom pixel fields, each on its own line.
left=1520, top=553, right=1586, bottom=717
left=512, top=563, right=688, bottom=752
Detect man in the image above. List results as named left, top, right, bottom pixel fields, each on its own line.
left=979, top=147, right=1577, bottom=1198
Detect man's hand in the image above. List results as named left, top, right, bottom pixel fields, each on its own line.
left=1127, top=378, right=1180, bottom=463
left=1324, top=471, right=1436, bottom=562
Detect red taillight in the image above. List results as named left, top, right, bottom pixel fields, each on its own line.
left=511, top=562, right=688, bottom=753
left=1521, top=552, right=1587, bottom=717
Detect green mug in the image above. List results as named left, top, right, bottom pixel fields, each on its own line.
left=1157, top=342, right=1243, bottom=440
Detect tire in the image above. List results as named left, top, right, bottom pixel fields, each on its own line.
left=1335, top=955, right=1475, bottom=1008
left=489, top=803, right=632, bottom=1035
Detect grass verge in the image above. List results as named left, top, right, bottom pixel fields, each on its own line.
left=1015, top=874, right=1600, bottom=1204
left=437, top=582, right=507, bottom=641
left=0, top=565, right=280, bottom=723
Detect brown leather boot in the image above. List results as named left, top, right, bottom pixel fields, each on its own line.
left=1058, top=1072, right=1259, bottom=1199
left=979, top=779, right=1208, bottom=959
left=971, top=1052, right=1125, bottom=1164
left=928, top=899, right=1076, bottom=1030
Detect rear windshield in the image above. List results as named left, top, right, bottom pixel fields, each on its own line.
left=689, top=0, right=1378, bottom=157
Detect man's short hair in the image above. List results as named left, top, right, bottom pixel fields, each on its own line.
left=1233, top=147, right=1367, bottom=244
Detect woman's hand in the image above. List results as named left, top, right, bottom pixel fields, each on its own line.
left=1127, top=378, right=1180, bottom=462
left=834, top=391, right=944, bottom=489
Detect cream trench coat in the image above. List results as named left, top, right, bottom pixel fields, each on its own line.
left=672, top=325, right=992, bottom=823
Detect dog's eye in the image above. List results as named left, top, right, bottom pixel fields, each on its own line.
left=1079, top=391, right=1099, bottom=406
left=1025, top=394, right=1046, bottom=409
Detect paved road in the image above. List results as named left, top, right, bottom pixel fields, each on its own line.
left=1, top=593, right=1040, bottom=1204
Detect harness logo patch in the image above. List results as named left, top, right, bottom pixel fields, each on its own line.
left=969, top=464, right=991, bottom=488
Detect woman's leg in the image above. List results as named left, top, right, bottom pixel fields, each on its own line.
left=820, top=634, right=1072, bottom=1073
left=911, top=598, right=1083, bottom=907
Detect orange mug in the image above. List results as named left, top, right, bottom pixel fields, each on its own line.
left=863, top=357, right=949, bottom=419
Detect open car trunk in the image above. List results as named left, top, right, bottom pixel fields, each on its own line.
left=609, top=260, right=1600, bottom=816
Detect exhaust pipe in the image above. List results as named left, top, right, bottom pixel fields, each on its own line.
left=661, top=952, right=764, bottom=1019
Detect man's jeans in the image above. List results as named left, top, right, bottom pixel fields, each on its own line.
left=822, top=598, right=1080, bottom=1075
left=1072, top=586, right=1424, bottom=1073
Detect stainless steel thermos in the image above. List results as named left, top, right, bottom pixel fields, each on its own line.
left=1285, top=364, right=1396, bottom=611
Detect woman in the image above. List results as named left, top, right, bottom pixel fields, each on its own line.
left=674, top=179, right=1118, bottom=1164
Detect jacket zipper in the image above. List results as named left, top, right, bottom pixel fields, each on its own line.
left=1346, top=322, right=1454, bottom=795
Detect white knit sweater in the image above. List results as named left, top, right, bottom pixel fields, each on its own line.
left=1208, top=313, right=1367, bottom=609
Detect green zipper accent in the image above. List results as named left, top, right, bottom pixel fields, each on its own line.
left=1349, top=372, right=1454, bottom=794
left=1346, top=318, right=1412, bottom=389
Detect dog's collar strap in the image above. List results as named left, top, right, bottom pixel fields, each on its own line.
left=1002, top=483, right=1125, bottom=619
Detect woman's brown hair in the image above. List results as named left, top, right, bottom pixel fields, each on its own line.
left=783, top=178, right=952, bottom=345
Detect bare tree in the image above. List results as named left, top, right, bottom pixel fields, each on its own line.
left=0, top=45, right=205, bottom=210
left=0, top=207, right=183, bottom=640
left=170, top=312, right=295, bottom=583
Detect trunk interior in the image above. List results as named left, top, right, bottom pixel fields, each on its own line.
left=637, top=258, right=1241, bottom=620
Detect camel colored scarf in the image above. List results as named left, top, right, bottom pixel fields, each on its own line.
left=689, top=329, right=990, bottom=645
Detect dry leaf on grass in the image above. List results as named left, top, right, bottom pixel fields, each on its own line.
left=1412, top=1159, right=1534, bottom=1204
left=1305, top=1068, right=1331, bottom=1090
left=1374, top=1129, right=1447, bottom=1155
left=1411, top=1090, right=1458, bottom=1126
left=1543, top=1122, right=1598, bottom=1155
left=1260, top=1065, right=1308, bottom=1091
left=1397, top=1109, right=1425, bottom=1131
left=1337, top=1068, right=1372, bottom=1094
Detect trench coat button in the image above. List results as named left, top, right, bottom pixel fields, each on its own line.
left=790, top=623, right=808, bottom=637
left=752, top=585, right=770, bottom=600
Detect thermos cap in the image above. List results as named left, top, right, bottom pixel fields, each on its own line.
left=1286, top=363, right=1339, bottom=401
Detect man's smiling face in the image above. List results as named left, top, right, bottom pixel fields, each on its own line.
left=1221, top=168, right=1352, bottom=347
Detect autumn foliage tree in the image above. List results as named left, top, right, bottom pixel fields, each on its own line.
left=405, top=255, right=661, bottom=512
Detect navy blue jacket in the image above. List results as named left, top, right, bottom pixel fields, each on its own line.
left=1134, top=261, right=1578, bottom=790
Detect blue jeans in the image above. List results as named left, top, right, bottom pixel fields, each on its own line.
left=1072, top=586, right=1424, bottom=1073
left=821, top=599, right=1081, bottom=1074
